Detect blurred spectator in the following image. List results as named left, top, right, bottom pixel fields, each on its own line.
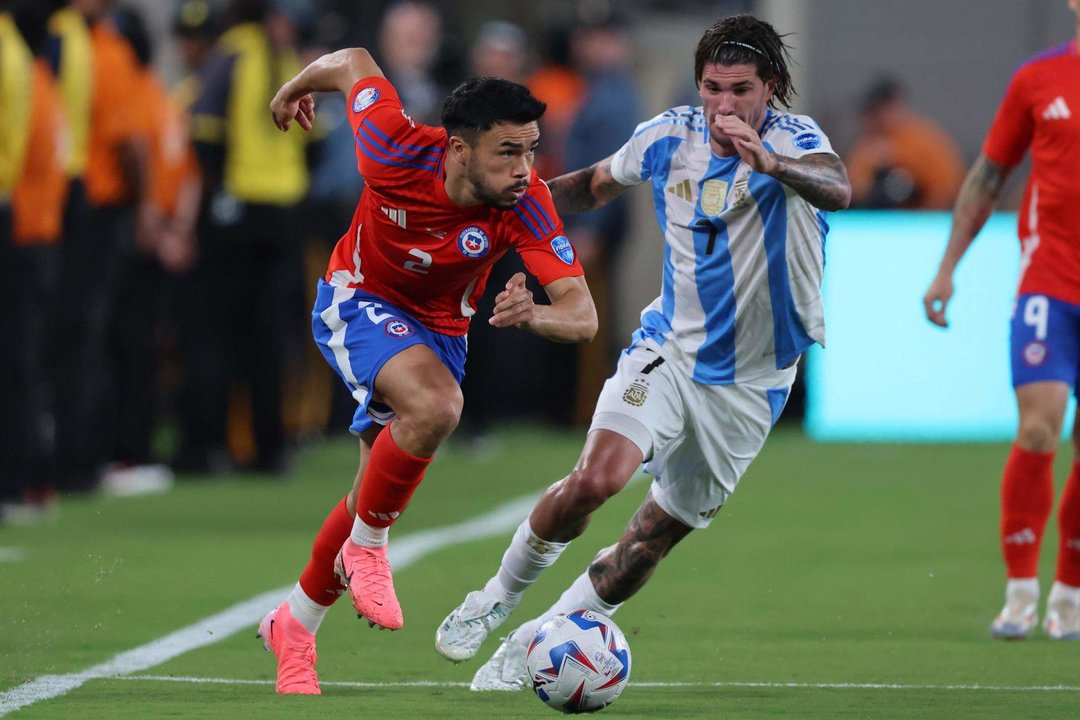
left=526, top=23, right=584, bottom=180
left=563, top=12, right=641, bottom=423
left=173, top=0, right=221, bottom=107
left=846, top=76, right=964, bottom=209
left=376, top=0, right=443, bottom=124
left=470, top=19, right=527, bottom=82
left=0, top=0, right=39, bottom=519
left=98, top=4, right=202, bottom=495
left=180, top=0, right=310, bottom=474
left=47, top=0, right=154, bottom=493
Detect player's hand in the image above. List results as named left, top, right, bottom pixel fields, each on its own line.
left=716, top=113, right=778, bottom=175
left=923, top=272, right=954, bottom=328
left=490, top=272, right=536, bottom=330
left=270, top=87, right=315, bottom=132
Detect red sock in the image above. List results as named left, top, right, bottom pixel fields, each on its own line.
left=1055, top=463, right=1080, bottom=587
left=1000, top=444, right=1055, bottom=578
left=355, top=423, right=433, bottom=528
left=298, top=496, right=353, bottom=606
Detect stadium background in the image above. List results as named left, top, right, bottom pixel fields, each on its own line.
left=3, top=1, right=1080, bottom=718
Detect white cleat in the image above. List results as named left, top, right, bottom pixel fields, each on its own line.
left=470, top=633, right=529, bottom=692
left=1043, top=582, right=1080, bottom=640
left=991, top=583, right=1039, bottom=640
left=435, top=589, right=514, bottom=662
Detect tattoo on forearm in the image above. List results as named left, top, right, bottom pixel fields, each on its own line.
left=772, top=153, right=851, bottom=211
left=946, top=155, right=1010, bottom=253
left=588, top=498, right=693, bottom=604
left=548, top=167, right=599, bottom=216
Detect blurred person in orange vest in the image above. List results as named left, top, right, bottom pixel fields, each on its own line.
left=96, top=4, right=205, bottom=496
left=526, top=23, right=584, bottom=180
left=46, top=0, right=153, bottom=493
left=0, top=0, right=36, bottom=521
left=847, top=76, right=964, bottom=209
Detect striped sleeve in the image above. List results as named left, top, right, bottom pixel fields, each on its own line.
left=345, top=77, right=444, bottom=186
left=509, top=174, right=583, bottom=285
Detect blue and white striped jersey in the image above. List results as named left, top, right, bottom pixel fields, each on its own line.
left=611, top=106, right=834, bottom=385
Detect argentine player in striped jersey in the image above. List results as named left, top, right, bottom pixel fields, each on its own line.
left=436, top=15, right=851, bottom=685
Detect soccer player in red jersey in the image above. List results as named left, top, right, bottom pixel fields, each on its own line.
left=256, top=47, right=597, bottom=694
left=925, top=0, right=1080, bottom=641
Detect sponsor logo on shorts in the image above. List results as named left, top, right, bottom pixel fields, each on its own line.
left=384, top=319, right=413, bottom=337
left=622, top=380, right=649, bottom=407
left=1022, top=341, right=1047, bottom=367
left=699, top=505, right=723, bottom=520
left=457, top=226, right=490, bottom=258
left=793, top=132, right=822, bottom=150
left=353, top=87, right=380, bottom=113
left=550, top=235, right=575, bottom=265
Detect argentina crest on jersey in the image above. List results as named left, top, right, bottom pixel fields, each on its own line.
left=353, top=87, right=380, bottom=113
left=457, top=226, right=490, bottom=258
left=550, top=235, right=575, bottom=264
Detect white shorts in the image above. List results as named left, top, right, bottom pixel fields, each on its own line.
left=589, top=342, right=797, bottom=529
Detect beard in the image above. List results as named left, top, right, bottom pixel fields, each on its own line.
left=467, top=165, right=526, bottom=210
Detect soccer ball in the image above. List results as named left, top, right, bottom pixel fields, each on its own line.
left=525, top=609, right=632, bottom=713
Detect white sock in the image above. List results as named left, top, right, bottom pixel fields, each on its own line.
left=494, top=520, right=569, bottom=598
left=350, top=516, right=388, bottom=547
left=286, top=583, right=331, bottom=634
left=508, top=570, right=621, bottom=648
left=1005, top=577, right=1039, bottom=602
left=1048, top=580, right=1080, bottom=605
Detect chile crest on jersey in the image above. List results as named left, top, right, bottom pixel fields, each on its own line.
left=457, top=225, right=491, bottom=258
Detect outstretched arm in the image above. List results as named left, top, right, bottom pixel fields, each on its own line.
left=270, top=48, right=384, bottom=131
left=489, top=273, right=597, bottom=344
left=546, top=156, right=631, bottom=216
left=923, top=153, right=1013, bottom=327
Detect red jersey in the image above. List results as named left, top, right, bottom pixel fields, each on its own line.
left=983, top=39, right=1080, bottom=305
left=325, top=77, right=584, bottom=336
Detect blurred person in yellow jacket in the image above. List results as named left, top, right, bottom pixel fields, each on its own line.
left=177, top=0, right=311, bottom=474
left=46, top=0, right=154, bottom=492
left=0, top=0, right=35, bottom=518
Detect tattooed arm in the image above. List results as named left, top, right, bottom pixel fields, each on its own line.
left=718, top=114, right=851, bottom=211
left=769, top=153, right=852, bottom=212
left=923, top=153, right=1014, bottom=327
left=546, top=156, right=631, bottom=216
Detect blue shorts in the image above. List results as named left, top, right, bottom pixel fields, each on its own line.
left=312, top=280, right=467, bottom=435
left=1010, top=293, right=1080, bottom=393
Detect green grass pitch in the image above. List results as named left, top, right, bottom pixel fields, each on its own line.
left=2, top=427, right=1077, bottom=719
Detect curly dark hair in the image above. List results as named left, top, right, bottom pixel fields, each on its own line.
left=441, top=77, right=546, bottom=146
left=694, top=15, right=795, bottom=109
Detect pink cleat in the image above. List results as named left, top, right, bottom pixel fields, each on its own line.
left=334, top=541, right=404, bottom=630
left=257, top=601, right=321, bottom=695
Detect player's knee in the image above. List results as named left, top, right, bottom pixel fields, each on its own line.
left=563, top=468, right=622, bottom=513
left=1017, top=417, right=1061, bottom=452
left=401, top=385, right=462, bottom=441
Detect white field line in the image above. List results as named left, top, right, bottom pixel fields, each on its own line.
left=0, top=493, right=539, bottom=717
left=115, top=675, right=1080, bottom=693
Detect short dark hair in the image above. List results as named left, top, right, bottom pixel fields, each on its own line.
left=441, top=77, right=546, bottom=146
left=694, top=15, right=795, bottom=110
